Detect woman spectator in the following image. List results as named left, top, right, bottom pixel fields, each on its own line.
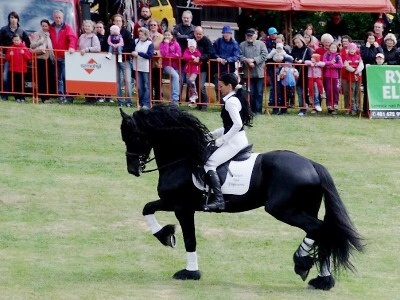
left=78, top=20, right=100, bottom=104
left=382, top=33, right=400, bottom=65
left=30, top=19, right=56, bottom=103
left=303, top=24, right=319, bottom=52
left=315, top=33, right=334, bottom=57
left=78, top=20, right=100, bottom=55
left=339, top=35, right=353, bottom=56
left=360, top=31, right=383, bottom=116
left=0, top=11, right=31, bottom=100
left=132, top=27, right=154, bottom=109
left=291, top=34, right=313, bottom=116
left=159, top=30, right=181, bottom=106
left=148, top=19, right=164, bottom=102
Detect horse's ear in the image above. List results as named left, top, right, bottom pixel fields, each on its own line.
left=120, top=108, right=130, bottom=121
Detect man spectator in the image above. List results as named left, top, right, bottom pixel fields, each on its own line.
left=0, top=11, right=31, bottom=100
left=110, top=14, right=135, bottom=107
left=49, top=10, right=77, bottom=103
left=173, top=10, right=195, bottom=53
left=94, top=20, right=113, bottom=103
left=173, top=10, right=196, bottom=100
left=373, top=21, right=385, bottom=46
left=95, top=21, right=109, bottom=52
left=133, top=6, right=161, bottom=39
left=326, top=12, right=349, bottom=41
left=193, top=26, right=215, bottom=111
left=212, top=25, right=240, bottom=101
left=265, top=27, right=278, bottom=52
left=239, top=28, right=268, bottom=115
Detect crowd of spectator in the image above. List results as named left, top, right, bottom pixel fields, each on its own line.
left=0, top=9, right=397, bottom=117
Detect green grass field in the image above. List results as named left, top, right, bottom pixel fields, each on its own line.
left=1, top=101, right=399, bottom=299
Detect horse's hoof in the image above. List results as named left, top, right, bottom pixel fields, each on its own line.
left=293, top=254, right=314, bottom=281
left=308, top=275, right=335, bottom=291
left=295, top=265, right=310, bottom=281
left=153, top=224, right=176, bottom=248
left=173, top=269, right=201, bottom=280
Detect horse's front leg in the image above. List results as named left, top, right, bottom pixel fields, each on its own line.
left=143, top=199, right=176, bottom=248
left=172, top=209, right=201, bottom=280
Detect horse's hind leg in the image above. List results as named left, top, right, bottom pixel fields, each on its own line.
left=308, top=255, right=335, bottom=290
left=143, top=199, right=176, bottom=247
left=293, top=237, right=316, bottom=281
left=265, top=196, right=322, bottom=281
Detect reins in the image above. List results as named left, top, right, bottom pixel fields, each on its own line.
left=126, top=151, right=186, bottom=174
left=141, top=157, right=187, bottom=173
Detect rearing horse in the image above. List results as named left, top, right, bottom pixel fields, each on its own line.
left=120, top=105, right=363, bottom=290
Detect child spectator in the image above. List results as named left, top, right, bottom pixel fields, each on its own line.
left=342, top=42, right=364, bottom=114
left=305, top=53, right=326, bottom=112
left=5, top=33, right=31, bottom=102
left=183, top=38, right=201, bottom=107
left=266, top=42, right=288, bottom=60
left=278, top=56, right=298, bottom=111
left=267, top=43, right=288, bottom=113
left=132, top=27, right=154, bottom=109
left=375, top=52, right=385, bottom=65
left=159, top=30, right=182, bottom=106
left=322, top=41, right=343, bottom=114
left=106, top=25, right=124, bottom=63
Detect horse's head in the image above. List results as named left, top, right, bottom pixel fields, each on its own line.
left=120, top=109, right=152, bottom=177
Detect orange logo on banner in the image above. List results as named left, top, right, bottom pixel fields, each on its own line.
left=67, top=53, right=116, bottom=95
left=82, top=58, right=100, bottom=74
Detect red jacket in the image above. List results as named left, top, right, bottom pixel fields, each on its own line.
left=341, top=52, right=362, bottom=81
left=183, top=48, right=202, bottom=75
left=49, top=22, right=78, bottom=59
left=5, top=43, right=31, bottom=73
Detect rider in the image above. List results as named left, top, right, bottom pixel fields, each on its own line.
left=204, top=73, right=254, bottom=212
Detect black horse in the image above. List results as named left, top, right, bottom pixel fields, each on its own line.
left=120, top=105, right=363, bottom=290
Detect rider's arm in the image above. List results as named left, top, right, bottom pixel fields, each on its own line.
left=211, top=127, right=224, bottom=139
left=217, top=98, right=243, bottom=146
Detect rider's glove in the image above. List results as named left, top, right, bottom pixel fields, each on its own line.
left=215, top=138, right=224, bottom=147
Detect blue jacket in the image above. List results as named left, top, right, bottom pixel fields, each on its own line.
left=213, top=37, right=240, bottom=73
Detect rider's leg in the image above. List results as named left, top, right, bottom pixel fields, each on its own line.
left=204, top=169, right=225, bottom=211
left=204, top=132, right=249, bottom=211
left=203, top=144, right=237, bottom=211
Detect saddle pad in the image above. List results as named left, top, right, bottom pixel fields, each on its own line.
left=193, top=153, right=259, bottom=195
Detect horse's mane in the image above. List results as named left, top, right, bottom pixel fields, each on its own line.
left=131, top=105, right=212, bottom=169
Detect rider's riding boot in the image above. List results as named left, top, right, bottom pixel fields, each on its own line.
left=204, top=170, right=225, bottom=211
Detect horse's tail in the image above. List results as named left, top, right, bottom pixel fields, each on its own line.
left=313, top=162, right=364, bottom=273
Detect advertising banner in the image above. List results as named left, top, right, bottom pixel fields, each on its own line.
left=65, top=52, right=117, bottom=95
left=366, top=65, right=400, bottom=119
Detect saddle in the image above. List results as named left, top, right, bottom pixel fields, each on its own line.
left=215, top=144, right=253, bottom=184
left=193, top=144, right=258, bottom=196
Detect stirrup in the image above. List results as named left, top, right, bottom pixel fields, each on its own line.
left=203, top=200, right=225, bottom=212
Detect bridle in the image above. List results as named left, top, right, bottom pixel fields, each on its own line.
left=125, top=151, right=154, bottom=173
left=125, top=151, right=186, bottom=173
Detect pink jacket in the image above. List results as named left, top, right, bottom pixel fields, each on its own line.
left=159, top=39, right=181, bottom=69
left=183, top=48, right=202, bottom=75
left=322, top=52, right=343, bottom=79
left=305, top=60, right=325, bottom=78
